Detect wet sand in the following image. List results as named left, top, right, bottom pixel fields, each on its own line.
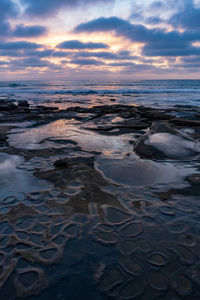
left=0, top=100, right=200, bottom=299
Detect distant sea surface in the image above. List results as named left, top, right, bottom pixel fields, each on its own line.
left=0, top=79, right=200, bottom=108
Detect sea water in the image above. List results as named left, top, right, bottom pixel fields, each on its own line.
left=0, top=79, right=200, bottom=108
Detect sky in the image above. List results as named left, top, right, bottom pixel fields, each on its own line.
left=0, top=0, right=200, bottom=80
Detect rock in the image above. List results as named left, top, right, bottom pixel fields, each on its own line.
left=137, top=107, right=172, bottom=121
left=118, top=118, right=150, bottom=129
left=18, top=100, right=29, bottom=108
left=170, top=118, right=200, bottom=127
left=187, top=174, right=200, bottom=185
left=54, top=159, right=68, bottom=168
left=0, top=103, right=18, bottom=111
left=36, top=106, right=58, bottom=112
left=134, top=122, right=200, bottom=160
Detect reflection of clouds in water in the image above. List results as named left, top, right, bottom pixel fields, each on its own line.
left=0, top=154, right=23, bottom=171
left=8, top=120, right=133, bottom=156
left=0, top=153, right=52, bottom=198
left=145, top=132, right=200, bottom=158
left=95, top=157, right=197, bottom=188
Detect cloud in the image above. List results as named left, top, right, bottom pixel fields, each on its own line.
left=149, top=1, right=164, bottom=9
left=57, top=40, right=108, bottom=50
left=0, top=48, right=73, bottom=59
left=74, top=51, right=118, bottom=59
left=0, top=0, right=18, bottom=36
left=70, top=58, right=105, bottom=65
left=75, top=17, right=200, bottom=57
left=146, top=16, right=163, bottom=25
left=75, top=17, right=129, bottom=33
left=74, top=50, right=138, bottom=61
left=9, top=57, right=62, bottom=70
left=170, top=0, right=200, bottom=30
left=0, top=41, right=42, bottom=50
left=0, top=60, right=8, bottom=65
left=12, top=25, right=48, bottom=37
left=177, top=56, right=200, bottom=68
left=19, top=0, right=114, bottom=17
left=0, top=0, right=17, bottom=19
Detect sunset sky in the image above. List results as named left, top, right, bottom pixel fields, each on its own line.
left=1, top=0, right=200, bottom=80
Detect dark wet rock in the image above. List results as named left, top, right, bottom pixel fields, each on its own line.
left=14, top=267, right=47, bottom=298
left=117, top=239, right=137, bottom=255
left=169, top=244, right=194, bottom=265
left=18, top=100, right=29, bottom=108
left=119, top=117, right=150, bottom=129
left=0, top=126, right=15, bottom=142
left=63, top=223, right=79, bottom=237
left=36, top=105, right=58, bottom=112
left=148, top=270, right=169, bottom=291
left=0, top=103, right=18, bottom=111
left=187, top=174, right=200, bottom=185
left=137, top=106, right=172, bottom=121
left=93, top=229, right=118, bottom=244
left=192, top=263, right=200, bottom=286
left=118, top=221, right=143, bottom=238
left=103, top=206, right=131, bottom=225
left=97, top=265, right=124, bottom=292
left=54, top=159, right=68, bottom=168
left=168, top=220, right=190, bottom=234
left=118, top=277, right=145, bottom=299
left=179, top=233, right=196, bottom=247
left=172, top=270, right=192, bottom=296
left=0, top=258, right=17, bottom=289
left=134, top=122, right=200, bottom=160
left=170, top=118, right=200, bottom=127
left=86, top=118, right=150, bottom=132
left=34, top=155, right=125, bottom=220
left=147, top=252, right=168, bottom=266
left=120, top=256, right=144, bottom=276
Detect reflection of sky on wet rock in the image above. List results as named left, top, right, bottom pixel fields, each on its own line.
left=0, top=153, right=52, bottom=198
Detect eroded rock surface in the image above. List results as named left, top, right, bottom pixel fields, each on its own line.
left=0, top=103, right=200, bottom=299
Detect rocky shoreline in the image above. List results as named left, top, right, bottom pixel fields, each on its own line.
left=0, top=100, right=200, bottom=299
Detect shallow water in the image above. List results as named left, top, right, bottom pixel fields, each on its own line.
left=146, top=132, right=200, bottom=158
left=8, top=120, right=133, bottom=157
left=0, top=153, right=52, bottom=198
left=95, top=157, right=196, bottom=188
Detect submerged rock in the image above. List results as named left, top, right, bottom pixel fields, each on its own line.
left=134, top=122, right=200, bottom=160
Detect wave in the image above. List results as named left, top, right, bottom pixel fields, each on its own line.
left=0, top=88, right=200, bottom=95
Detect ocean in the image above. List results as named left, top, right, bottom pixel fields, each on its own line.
left=0, top=79, right=200, bottom=108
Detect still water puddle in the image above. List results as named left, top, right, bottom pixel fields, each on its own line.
left=8, top=119, right=133, bottom=156
left=0, top=153, right=52, bottom=198
left=145, top=132, right=200, bottom=158
left=95, top=157, right=196, bottom=188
